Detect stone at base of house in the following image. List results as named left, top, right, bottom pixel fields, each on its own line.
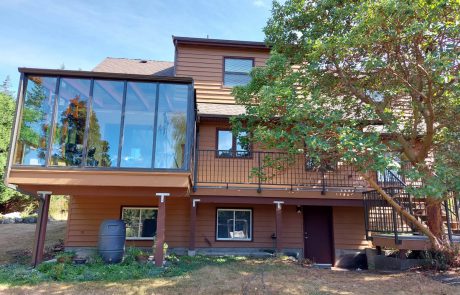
left=65, top=246, right=302, bottom=259
left=334, top=249, right=367, bottom=269
left=365, top=248, right=377, bottom=270
left=374, top=255, right=431, bottom=271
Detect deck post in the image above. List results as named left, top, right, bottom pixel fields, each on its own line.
left=189, top=199, right=200, bottom=256
left=155, top=193, right=169, bottom=267
left=274, top=201, right=284, bottom=254
left=31, top=191, right=52, bottom=267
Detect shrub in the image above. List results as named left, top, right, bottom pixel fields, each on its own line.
left=55, top=251, right=76, bottom=264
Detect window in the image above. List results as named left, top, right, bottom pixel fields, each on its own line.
left=14, top=74, right=193, bottom=170
left=120, top=82, right=157, bottom=168
left=50, top=78, right=91, bottom=166
left=121, top=207, right=158, bottom=240
left=154, top=84, right=189, bottom=169
left=217, top=129, right=250, bottom=158
left=223, top=58, right=253, bottom=87
left=86, top=80, right=124, bottom=167
left=14, top=76, right=57, bottom=165
left=216, top=209, right=252, bottom=241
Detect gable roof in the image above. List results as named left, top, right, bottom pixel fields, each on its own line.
left=93, top=57, right=174, bottom=76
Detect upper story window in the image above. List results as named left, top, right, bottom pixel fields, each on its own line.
left=13, top=73, right=193, bottom=171
left=217, top=129, right=250, bottom=158
left=223, top=58, right=253, bottom=87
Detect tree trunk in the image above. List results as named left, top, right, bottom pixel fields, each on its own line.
left=363, top=175, right=443, bottom=251
left=425, top=198, right=446, bottom=241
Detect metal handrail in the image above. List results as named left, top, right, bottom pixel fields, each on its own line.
left=194, top=149, right=367, bottom=190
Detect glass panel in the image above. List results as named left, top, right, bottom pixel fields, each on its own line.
left=225, top=58, right=252, bottom=73
left=224, top=58, right=253, bottom=87
left=217, top=130, right=233, bottom=157
left=86, top=80, right=124, bottom=167
left=217, top=210, right=234, bottom=239
left=224, top=73, right=251, bottom=87
left=235, top=210, right=251, bottom=239
left=140, top=209, right=157, bottom=238
left=14, top=76, right=57, bottom=165
left=236, top=131, right=250, bottom=157
left=122, top=208, right=140, bottom=238
left=50, top=78, right=90, bottom=166
left=154, top=83, right=188, bottom=169
left=120, top=82, right=157, bottom=168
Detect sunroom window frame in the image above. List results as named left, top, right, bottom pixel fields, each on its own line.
left=10, top=70, right=195, bottom=172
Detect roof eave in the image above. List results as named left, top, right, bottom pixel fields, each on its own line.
left=172, top=36, right=270, bottom=50
left=18, top=67, right=193, bottom=84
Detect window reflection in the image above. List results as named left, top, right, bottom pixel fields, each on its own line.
left=14, top=76, right=57, bottom=165
left=50, top=78, right=90, bottom=166
left=14, top=75, right=192, bottom=170
left=86, top=80, right=124, bottom=167
left=120, top=82, right=157, bottom=168
left=154, top=84, right=188, bottom=169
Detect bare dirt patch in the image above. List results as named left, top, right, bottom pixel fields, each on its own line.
left=0, top=221, right=66, bottom=264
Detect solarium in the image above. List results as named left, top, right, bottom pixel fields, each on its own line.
left=6, top=68, right=195, bottom=196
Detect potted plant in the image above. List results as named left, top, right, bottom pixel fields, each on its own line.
left=135, top=251, right=149, bottom=263
left=128, top=248, right=149, bottom=263
left=56, top=251, right=76, bottom=264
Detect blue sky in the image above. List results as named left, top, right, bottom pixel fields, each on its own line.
left=0, top=0, right=273, bottom=94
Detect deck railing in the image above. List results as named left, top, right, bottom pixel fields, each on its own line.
left=194, top=149, right=369, bottom=192
left=363, top=181, right=460, bottom=243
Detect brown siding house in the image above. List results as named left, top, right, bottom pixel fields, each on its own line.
left=5, top=36, right=374, bottom=268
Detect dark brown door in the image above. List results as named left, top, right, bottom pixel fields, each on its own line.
left=303, top=206, right=334, bottom=264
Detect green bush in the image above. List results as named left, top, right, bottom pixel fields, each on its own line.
left=55, top=251, right=76, bottom=264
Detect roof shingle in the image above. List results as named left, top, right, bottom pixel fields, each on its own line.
left=93, top=57, right=174, bottom=76
left=197, top=103, right=246, bottom=117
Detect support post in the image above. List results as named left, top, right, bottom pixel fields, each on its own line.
left=189, top=199, right=200, bottom=256
left=274, top=201, right=284, bottom=254
left=32, top=191, right=52, bottom=267
left=155, top=193, right=169, bottom=267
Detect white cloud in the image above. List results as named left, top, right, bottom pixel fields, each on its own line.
left=253, top=0, right=269, bottom=8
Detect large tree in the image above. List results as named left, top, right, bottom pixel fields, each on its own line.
left=233, top=0, right=459, bottom=249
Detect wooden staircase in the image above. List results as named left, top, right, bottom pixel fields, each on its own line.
left=364, top=169, right=460, bottom=242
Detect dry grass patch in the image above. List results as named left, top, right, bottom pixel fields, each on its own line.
left=2, top=258, right=459, bottom=295
left=0, top=221, right=66, bottom=264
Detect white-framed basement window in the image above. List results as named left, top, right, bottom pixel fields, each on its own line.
left=121, top=207, right=158, bottom=240
left=216, top=208, right=252, bottom=241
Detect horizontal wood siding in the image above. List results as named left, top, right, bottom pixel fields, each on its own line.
left=176, top=44, right=269, bottom=104
left=195, top=203, right=303, bottom=249
left=66, top=196, right=303, bottom=250
left=333, top=206, right=371, bottom=250
left=197, top=121, right=369, bottom=189
left=66, top=196, right=190, bottom=248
